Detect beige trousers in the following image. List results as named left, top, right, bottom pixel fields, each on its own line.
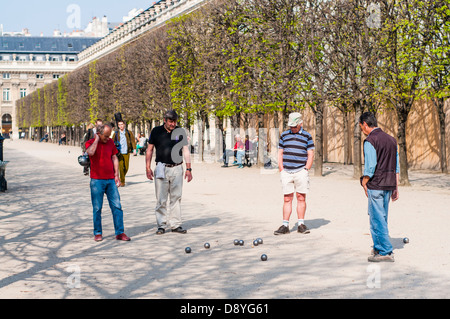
left=155, top=165, right=183, bottom=229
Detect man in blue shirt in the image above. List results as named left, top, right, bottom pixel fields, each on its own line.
left=360, top=112, right=399, bottom=262
left=112, top=120, right=136, bottom=187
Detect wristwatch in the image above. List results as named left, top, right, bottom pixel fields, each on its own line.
left=186, top=168, right=192, bottom=172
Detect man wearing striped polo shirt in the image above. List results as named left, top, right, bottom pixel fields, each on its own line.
left=274, top=112, right=315, bottom=235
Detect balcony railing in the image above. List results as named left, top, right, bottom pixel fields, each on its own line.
left=77, top=0, right=207, bottom=66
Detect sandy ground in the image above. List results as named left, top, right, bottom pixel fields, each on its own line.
left=1, top=138, right=450, bottom=300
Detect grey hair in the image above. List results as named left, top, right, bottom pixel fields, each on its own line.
left=359, top=112, right=378, bottom=128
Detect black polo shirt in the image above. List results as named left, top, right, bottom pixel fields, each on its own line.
left=148, top=125, right=189, bottom=165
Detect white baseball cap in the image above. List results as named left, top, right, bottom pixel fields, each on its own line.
left=288, top=112, right=303, bottom=127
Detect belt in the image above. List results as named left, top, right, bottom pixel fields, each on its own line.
left=160, top=162, right=183, bottom=168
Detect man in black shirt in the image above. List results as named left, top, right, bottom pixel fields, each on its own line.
left=146, top=110, right=193, bottom=235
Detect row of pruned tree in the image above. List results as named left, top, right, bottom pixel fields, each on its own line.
left=16, top=0, right=450, bottom=185
left=16, top=26, right=171, bottom=132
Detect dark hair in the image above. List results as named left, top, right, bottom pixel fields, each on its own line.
left=164, top=110, right=178, bottom=121
left=359, top=112, right=378, bottom=128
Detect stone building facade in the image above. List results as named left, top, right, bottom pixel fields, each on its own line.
left=0, top=36, right=100, bottom=139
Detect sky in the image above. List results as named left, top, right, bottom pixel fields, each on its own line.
left=0, top=0, right=157, bottom=36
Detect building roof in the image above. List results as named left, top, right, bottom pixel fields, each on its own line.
left=0, top=36, right=101, bottom=54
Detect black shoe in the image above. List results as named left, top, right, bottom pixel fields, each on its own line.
left=274, top=225, right=290, bottom=235
left=171, top=226, right=187, bottom=234
left=221, top=164, right=229, bottom=167
left=156, top=228, right=165, bottom=235
left=297, top=224, right=310, bottom=234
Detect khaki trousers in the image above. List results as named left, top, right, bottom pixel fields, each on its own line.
left=155, top=165, right=183, bottom=229
left=118, top=153, right=130, bottom=185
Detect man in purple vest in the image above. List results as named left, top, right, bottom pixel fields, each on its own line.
left=359, top=112, right=399, bottom=262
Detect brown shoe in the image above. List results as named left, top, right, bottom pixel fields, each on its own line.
left=368, top=253, right=394, bottom=262
left=116, top=233, right=131, bottom=241
left=274, top=225, right=290, bottom=235
left=94, top=234, right=103, bottom=242
left=297, top=224, right=310, bottom=234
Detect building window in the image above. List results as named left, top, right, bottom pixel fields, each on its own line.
left=53, top=74, right=60, bottom=79
left=2, top=73, right=11, bottom=79
left=35, top=43, right=41, bottom=49
left=20, top=88, right=27, bottom=98
left=18, top=56, right=27, bottom=61
left=19, top=42, right=24, bottom=48
left=36, top=74, right=44, bottom=79
left=2, top=43, right=8, bottom=48
left=3, top=88, right=11, bottom=101
left=68, top=43, right=73, bottom=48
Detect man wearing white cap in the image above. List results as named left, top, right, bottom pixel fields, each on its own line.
left=274, top=112, right=315, bottom=235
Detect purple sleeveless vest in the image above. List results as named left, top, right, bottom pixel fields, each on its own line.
left=365, top=128, right=397, bottom=191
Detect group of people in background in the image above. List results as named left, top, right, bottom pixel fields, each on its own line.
left=222, top=134, right=257, bottom=168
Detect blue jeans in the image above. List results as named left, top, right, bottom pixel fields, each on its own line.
left=367, top=189, right=393, bottom=256
left=236, top=150, right=245, bottom=165
left=223, top=149, right=235, bottom=165
left=90, top=179, right=125, bottom=236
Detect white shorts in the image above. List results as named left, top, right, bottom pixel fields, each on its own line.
left=280, top=169, right=310, bottom=195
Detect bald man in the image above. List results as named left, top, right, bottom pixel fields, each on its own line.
left=86, top=124, right=131, bottom=242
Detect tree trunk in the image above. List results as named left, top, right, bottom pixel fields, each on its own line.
left=197, top=111, right=208, bottom=162
left=231, top=113, right=240, bottom=131
left=396, top=108, right=411, bottom=186
left=197, top=113, right=203, bottom=162
left=257, top=112, right=266, bottom=168
left=282, top=106, right=289, bottom=129
left=243, top=113, right=250, bottom=136
left=342, top=110, right=351, bottom=165
left=313, top=108, right=324, bottom=177
left=215, top=115, right=225, bottom=163
left=434, top=97, right=448, bottom=174
left=205, top=113, right=211, bottom=155
left=147, top=120, right=153, bottom=137
left=353, top=103, right=363, bottom=179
